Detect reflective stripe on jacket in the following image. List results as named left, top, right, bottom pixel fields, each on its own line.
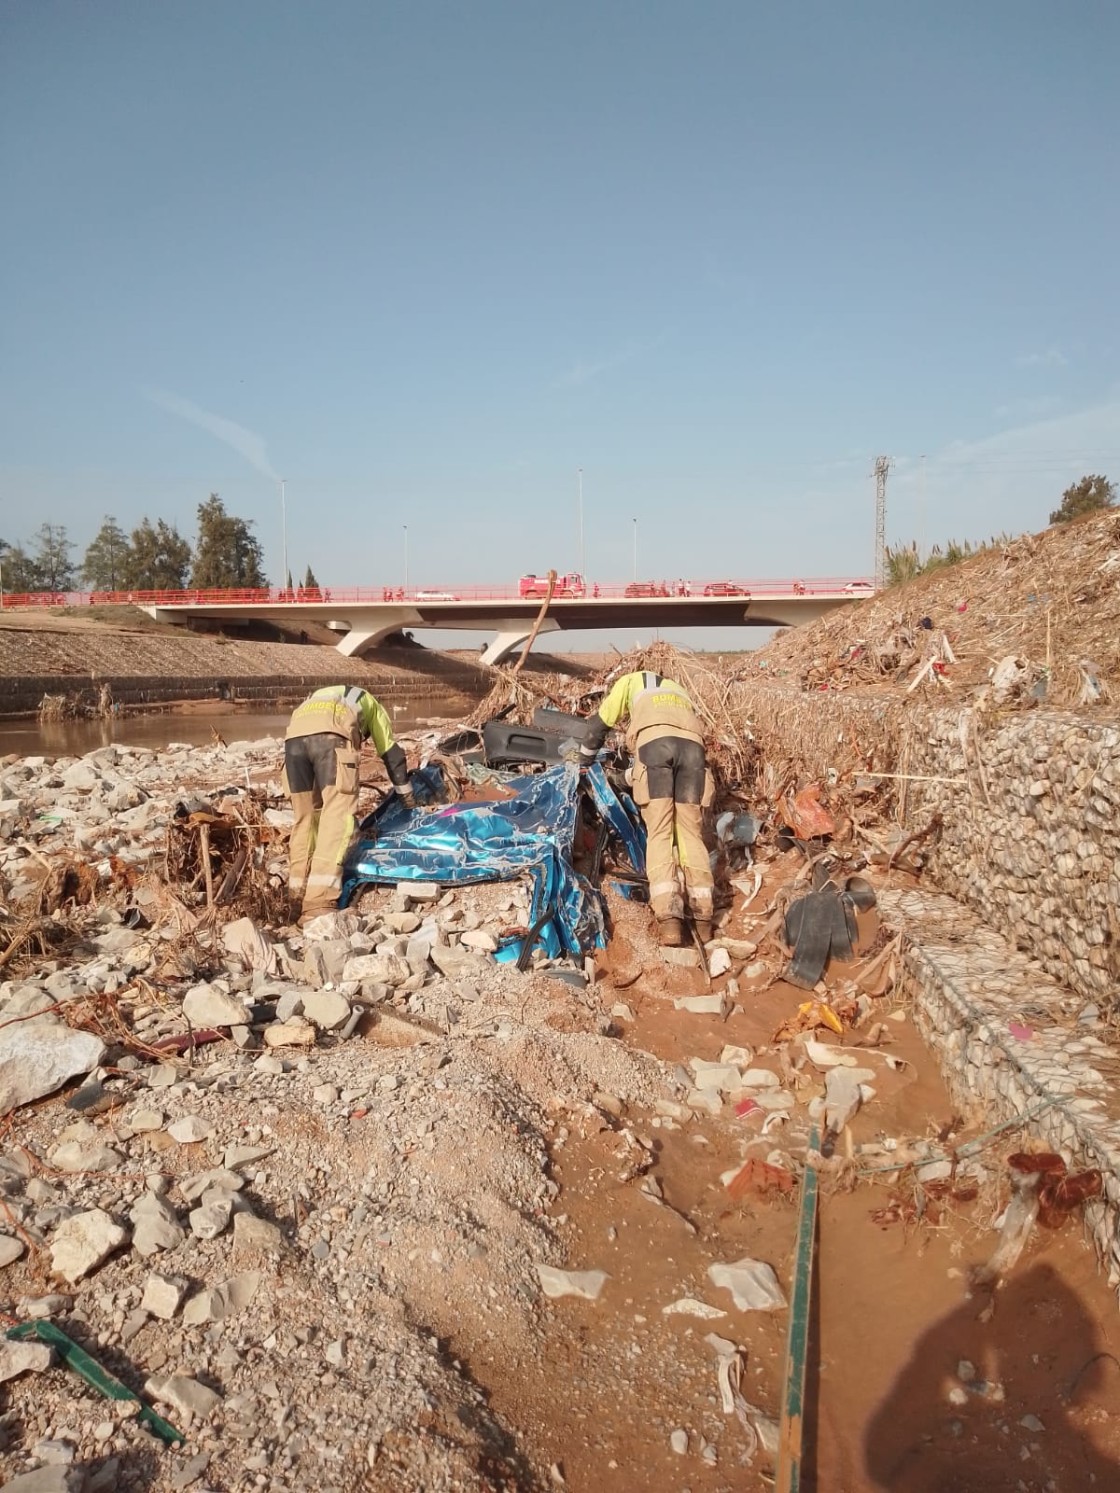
left=285, top=685, right=396, bottom=756
left=594, top=671, right=704, bottom=750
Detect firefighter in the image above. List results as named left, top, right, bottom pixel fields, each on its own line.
left=579, top=670, right=714, bottom=946
left=284, top=684, right=414, bottom=922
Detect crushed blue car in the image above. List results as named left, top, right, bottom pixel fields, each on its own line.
left=340, top=761, right=645, bottom=964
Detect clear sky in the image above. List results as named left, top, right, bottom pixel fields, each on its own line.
left=2, top=1, right=1118, bottom=649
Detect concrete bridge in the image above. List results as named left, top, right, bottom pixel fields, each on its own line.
left=127, top=577, right=871, bottom=663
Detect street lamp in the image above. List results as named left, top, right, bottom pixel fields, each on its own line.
left=577, top=467, right=585, bottom=579
left=280, top=479, right=288, bottom=596
left=632, top=517, right=638, bottom=581
left=403, top=525, right=409, bottom=593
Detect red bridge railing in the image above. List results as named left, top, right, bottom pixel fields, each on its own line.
left=0, top=578, right=873, bottom=609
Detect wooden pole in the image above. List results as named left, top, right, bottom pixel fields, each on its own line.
left=199, top=823, right=215, bottom=908
left=510, top=569, right=557, bottom=677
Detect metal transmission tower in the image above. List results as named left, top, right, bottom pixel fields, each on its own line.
left=873, top=456, right=891, bottom=588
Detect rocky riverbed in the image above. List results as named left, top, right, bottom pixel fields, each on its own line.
left=0, top=738, right=678, bottom=1491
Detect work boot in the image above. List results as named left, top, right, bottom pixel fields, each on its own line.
left=693, top=919, right=714, bottom=945
left=657, top=917, right=684, bottom=948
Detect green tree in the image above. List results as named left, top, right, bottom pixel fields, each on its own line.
left=124, top=518, right=192, bottom=590
left=1049, top=474, right=1116, bottom=525
left=81, top=515, right=130, bottom=591
left=303, top=564, right=319, bottom=589
left=30, top=524, right=74, bottom=592
left=190, top=493, right=267, bottom=589
left=0, top=542, right=41, bottom=594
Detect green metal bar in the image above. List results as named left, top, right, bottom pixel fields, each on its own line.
left=6, top=1320, right=184, bottom=1446
left=777, top=1123, right=820, bottom=1493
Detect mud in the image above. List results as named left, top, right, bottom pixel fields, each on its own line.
left=476, top=868, right=1120, bottom=1491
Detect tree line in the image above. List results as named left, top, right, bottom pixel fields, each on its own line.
left=0, top=495, right=319, bottom=595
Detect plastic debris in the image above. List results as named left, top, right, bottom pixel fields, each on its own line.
left=773, top=1000, right=844, bottom=1042
left=780, top=784, right=835, bottom=840
left=707, top=1257, right=787, bottom=1312
left=535, top=1265, right=609, bottom=1301
left=972, top=1155, right=1050, bottom=1286
left=723, top=1158, right=797, bottom=1201
left=6, top=1320, right=183, bottom=1445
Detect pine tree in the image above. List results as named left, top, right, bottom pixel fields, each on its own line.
left=30, top=524, right=74, bottom=592
left=124, top=518, right=192, bottom=590
left=82, top=516, right=130, bottom=590
left=303, top=565, right=319, bottom=589
left=190, top=494, right=267, bottom=588
left=1050, top=475, right=1116, bottom=524
left=0, top=542, right=41, bottom=594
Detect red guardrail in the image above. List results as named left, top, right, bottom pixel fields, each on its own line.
left=0, top=578, right=874, bottom=609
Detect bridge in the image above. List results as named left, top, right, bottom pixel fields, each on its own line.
left=1, top=578, right=873, bottom=664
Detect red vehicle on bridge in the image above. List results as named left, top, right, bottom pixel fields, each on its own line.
left=703, top=580, right=750, bottom=597
left=519, top=572, right=586, bottom=599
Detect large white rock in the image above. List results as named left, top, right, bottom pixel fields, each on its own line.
left=342, top=953, right=410, bottom=987
left=431, top=944, right=483, bottom=980
left=130, top=1193, right=186, bottom=1256
left=141, top=1272, right=188, bottom=1320
left=0, top=1235, right=27, bottom=1268
left=61, top=760, right=101, bottom=793
left=167, top=1114, right=214, bottom=1144
left=50, top=1209, right=129, bottom=1284
left=301, top=989, right=351, bottom=1031
left=0, top=1340, right=55, bottom=1383
left=302, top=910, right=362, bottom=942
left=1, top=1465, right=78, bottom=1492
left=221, top=918, right=276, bottom=974
left=145, top=1373, right=222, bottom=1422
left=0, top=1021, right=106, bottom=1116
left=181, top=984, right=248, bottom=1028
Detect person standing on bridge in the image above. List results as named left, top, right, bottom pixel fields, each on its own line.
left=284, top=684, right=415, bottom=923
left=579, top=670, right=714, bottom=947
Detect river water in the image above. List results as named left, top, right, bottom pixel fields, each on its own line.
left=0, top=700, right=464, bottom=758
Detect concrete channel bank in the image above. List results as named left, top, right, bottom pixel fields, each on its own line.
left=734, top=680, right=1120, bottom=1295
left=0, top=621, right=492, bottom=718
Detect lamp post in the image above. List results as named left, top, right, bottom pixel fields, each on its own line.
left=280, top=479, right=288, bottom=596
left=403, top=525, right=409, bottom=593
left=632, top=517, right=638, bottom=581
left=577, top=467, right=585, bottom=579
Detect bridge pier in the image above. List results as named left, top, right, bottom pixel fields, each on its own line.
left=327, top=608, right=422, bottom=658
left=480, top=618, right=560, bottom=666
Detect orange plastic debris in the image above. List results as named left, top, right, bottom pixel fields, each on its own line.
left=726, top=1158, right=797, bottom=1201
left=781, top=784, right=836, bottom=839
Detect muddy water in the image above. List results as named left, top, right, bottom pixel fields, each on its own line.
left=0, top=699, right=463, bottom=757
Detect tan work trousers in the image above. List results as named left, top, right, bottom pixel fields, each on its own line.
left=285, top=735, right=361, bottom=919
left=641, top=798, right=714, bottom=923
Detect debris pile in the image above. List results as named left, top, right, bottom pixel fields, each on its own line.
left=741, top=506, right=1120, bottom=709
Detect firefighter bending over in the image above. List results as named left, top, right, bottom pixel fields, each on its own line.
left=580, top=670, right=714, bottom=947
left=284, top=684, right=414, bottom=922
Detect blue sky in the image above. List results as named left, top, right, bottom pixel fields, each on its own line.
left=2, top=1, right=1118, bottom=649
